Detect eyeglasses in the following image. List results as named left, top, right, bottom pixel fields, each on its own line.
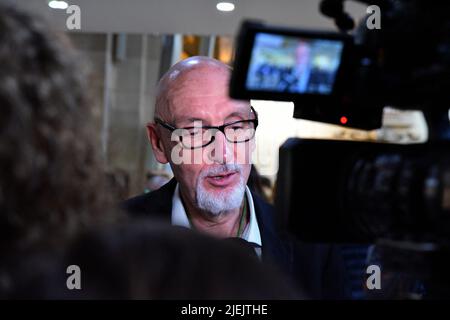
left=154, top=106, right=259, bottom=149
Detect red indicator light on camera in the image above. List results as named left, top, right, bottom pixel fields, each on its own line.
left=340, top=116, right=348, bottom=125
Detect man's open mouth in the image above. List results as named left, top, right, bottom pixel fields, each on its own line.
left=209, top=171, right=236, bottom=180
left=205, top=171, right=239, bottom=187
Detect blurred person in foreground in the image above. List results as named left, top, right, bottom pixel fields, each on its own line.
left=11, top=221, right=300, bottom=299
left=0, top=3, right=118, bottom=295
left=123, top=56, right=350, bottom=299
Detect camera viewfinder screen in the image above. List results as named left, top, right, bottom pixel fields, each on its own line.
left=246, top=33, right=344, bottom=95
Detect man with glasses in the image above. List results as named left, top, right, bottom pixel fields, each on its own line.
left=123, top=56, right=349, bottom=299
left=125, top=56, right=267, bottom=249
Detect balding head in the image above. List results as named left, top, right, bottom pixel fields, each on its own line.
left=154, top=56, right=232, bottom=122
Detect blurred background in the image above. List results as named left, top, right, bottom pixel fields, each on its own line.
left=11, top=0, right=427, bottom=199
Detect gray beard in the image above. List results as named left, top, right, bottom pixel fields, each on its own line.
left=195, top=164, right=246, bottom=216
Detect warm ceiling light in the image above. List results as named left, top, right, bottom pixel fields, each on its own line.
left=48, top=1, right=69, bottom=10
left=216, top=2, right=235, bottom=12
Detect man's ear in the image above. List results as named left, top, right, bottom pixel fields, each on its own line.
left=147, top=123, right=169, bottom=164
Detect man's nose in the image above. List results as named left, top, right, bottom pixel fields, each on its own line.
left=209, top=130, right=232, bottom=164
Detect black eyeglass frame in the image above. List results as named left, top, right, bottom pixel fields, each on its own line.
left=154, top=106, right=259, bottom=149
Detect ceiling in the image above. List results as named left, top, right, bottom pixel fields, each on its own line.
left=14, top=0, right=367, bottom=35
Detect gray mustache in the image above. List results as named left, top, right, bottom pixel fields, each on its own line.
left=202, top=164, right=242, bottom=177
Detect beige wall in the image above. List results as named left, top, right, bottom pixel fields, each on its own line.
left=69, top=33, right=164, bottom=196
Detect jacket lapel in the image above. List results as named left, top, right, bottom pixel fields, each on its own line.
left=251, top=193, right=291, bottom=272
left=123, top=178, right=177, bottom=222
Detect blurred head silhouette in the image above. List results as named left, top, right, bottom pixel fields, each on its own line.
left=58, top=221, right=301, bottom=299
left=0, top=3, right=112, bottom=257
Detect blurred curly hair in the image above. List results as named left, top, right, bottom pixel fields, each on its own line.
left=0, top=4, right=114, bottom=255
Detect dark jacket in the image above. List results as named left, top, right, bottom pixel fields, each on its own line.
left=122, top=178, right=349, bottom=299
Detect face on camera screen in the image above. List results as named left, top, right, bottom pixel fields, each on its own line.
left=246, top=32, right=344, bottom=95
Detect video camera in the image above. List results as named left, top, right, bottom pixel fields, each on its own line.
left=229, top=0, right=450, bottom=245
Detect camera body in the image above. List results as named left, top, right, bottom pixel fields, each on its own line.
left=230, top=20, right=382, bottom=130
left=231, top=0, right=450, bottom=130
left=276, top=138, right=450, bottom=243
left=229, top=0, right=450, bottom=243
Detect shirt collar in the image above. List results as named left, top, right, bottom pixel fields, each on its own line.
left=171, top=183, right=262, bottom=248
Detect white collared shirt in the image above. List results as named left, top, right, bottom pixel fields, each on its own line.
left=171, top=183, right=262, bottom=256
